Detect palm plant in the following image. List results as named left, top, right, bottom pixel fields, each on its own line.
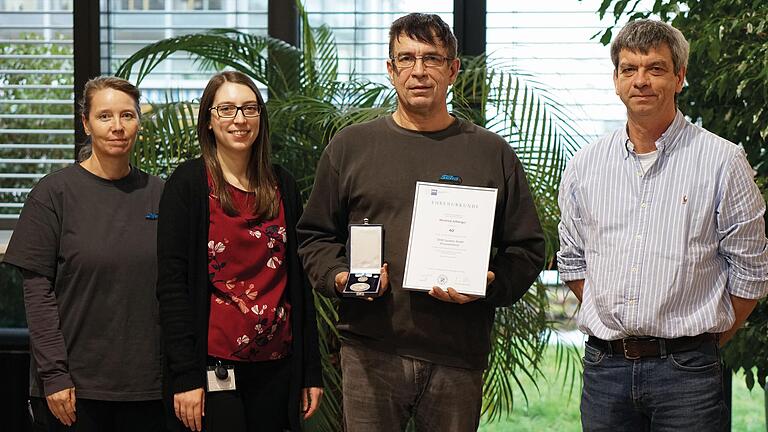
left=116, top=4, right=585, bottom=429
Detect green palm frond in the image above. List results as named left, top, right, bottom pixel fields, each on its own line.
left=482, top=282, right=550, bottom=421
left=454, top=55, right=581, bottom=264
left=306, top=295, right=343, bottom=431
left=297, top=1, right=338, bottom=98
left=115, top=30, right=301, bottom=95
left=120, top=3, right=587, bottom=429
left=269, top=81, right=394, bottom=157
left=552, top=334, right=583, bottom=397
left=132, top=99, right=199, bottom=177
left=450, top=55, right=585, bottom=420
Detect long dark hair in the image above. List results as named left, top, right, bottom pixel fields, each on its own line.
left=197, top=71, right=277, bottom=219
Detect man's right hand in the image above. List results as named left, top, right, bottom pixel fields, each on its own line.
left=46, top=387, right=76, bottom=426
left=174, top=387, right=205, bottom=431
left=335, top=263, right=390, bottom=301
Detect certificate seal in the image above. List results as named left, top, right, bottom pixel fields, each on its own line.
left=350, top=282, right=371, bottom=292
left=436, top=274, right=448, bottom=287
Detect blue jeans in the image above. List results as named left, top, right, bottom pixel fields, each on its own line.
left=340, top=341, right=484, bottom=432
left=581, top=338, right=727, bottom=431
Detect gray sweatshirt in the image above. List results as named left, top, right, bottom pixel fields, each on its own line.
left=297, top=115, right=545, bottom=370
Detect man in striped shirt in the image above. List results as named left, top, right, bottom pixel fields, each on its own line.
left=557, top=19, right=768, bottom=431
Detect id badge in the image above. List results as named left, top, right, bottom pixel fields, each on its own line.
left=206, top=362, right=236, bottom=392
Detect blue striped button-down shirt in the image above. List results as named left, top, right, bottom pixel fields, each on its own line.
left=557, top=110, right=768, bottom=339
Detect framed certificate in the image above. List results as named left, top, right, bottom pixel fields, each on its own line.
left=402, top=182, right=497, bottom=296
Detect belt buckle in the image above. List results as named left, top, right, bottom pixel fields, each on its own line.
left=622, top=337, right=641, bottom=360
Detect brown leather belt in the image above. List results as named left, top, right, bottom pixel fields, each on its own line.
left=587, top=333, right=718, bottom=360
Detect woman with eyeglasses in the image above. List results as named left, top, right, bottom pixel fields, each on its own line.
left=4, top=76, right=165, bottom=431
left=156, top=71, right=323, bottom=432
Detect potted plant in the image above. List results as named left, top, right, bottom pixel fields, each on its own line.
left=116, top=3, right=584, bottom=429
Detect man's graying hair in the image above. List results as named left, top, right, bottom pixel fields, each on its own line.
left=610, top=19, right=689, bottom=74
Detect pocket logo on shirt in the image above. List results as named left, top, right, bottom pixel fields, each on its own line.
left=681, top=195, right=688, bottom=205
left=439, top=174, right=462, bottom=185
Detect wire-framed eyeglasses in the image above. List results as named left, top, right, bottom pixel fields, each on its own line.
left=390, top=54, right=454, bottom=69
left=210, top=104, right=261, bottom=118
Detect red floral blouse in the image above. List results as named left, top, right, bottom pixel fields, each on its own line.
left=206, top=172, right=292, bottom=362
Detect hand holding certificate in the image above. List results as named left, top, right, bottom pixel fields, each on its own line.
left=427, top=271, right=495, bottom=304
left=403, top=182, right=498, bottom=297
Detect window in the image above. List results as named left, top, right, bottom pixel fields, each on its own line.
left=121, top=0, right=164, bottom=10
left=102, top=0, right=268, bottom=103
left=304, top=0, right=452, bottom=84
left=486, top=0, right=627, bottom=141
left=0, top=1, right=274, bottom=227
left=0, top=1, right=74, bottom=228
left=174, top=0, right=222, bottom=10
left=0, top=0, right=71, bottom=326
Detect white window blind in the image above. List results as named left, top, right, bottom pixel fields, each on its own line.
left=304, top=0, right=452, bottom=84
left=101, top=0, right=268, bottom=103
left=0, top=0, right=74, bottom=226
left=0, top=1, right=271, bottom=225
left=487, top=0, right=627, bottom=142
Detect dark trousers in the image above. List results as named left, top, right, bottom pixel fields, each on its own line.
left=581, top=338, right=727, bottom=431
left=29, top=397, right=165, bottom=432
left=203, top=356, right=291, bottom=432
left=340, top=342, right=484, bottom=432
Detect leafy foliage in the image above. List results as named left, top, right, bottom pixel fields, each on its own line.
left=131, top=101, right=199, bottom=179
left=592, top=0, right=768, bottom=389
left=116, top=5, right=585, bottom=428
left=722, top=301, right=768, bottom=390
left=592, top=0, right=768, bottom=173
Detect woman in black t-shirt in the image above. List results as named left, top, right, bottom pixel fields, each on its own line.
left=4, top=76, right=165, bottom=431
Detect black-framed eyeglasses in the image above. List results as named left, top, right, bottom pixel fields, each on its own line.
left=210, top=104, right=261, bottom=118
left=390, top=54, right=454, bottom=69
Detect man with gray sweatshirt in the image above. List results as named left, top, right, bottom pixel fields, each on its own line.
left=297, top=13, right=544, bottom=431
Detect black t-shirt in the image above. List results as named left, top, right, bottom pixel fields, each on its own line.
left=4, top=164, right=164, bottom=401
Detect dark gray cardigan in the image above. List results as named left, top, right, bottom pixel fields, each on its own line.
left=156, top=158, right=322, bottom=431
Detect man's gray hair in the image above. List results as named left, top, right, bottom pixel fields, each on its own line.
left=610, top=19, right=689, bottom=74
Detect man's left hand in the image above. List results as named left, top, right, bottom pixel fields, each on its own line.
left=428, top=271, right=494, bottom=304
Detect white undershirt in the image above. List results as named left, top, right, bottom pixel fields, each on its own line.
left=636, top=150, right=659, bottom=174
